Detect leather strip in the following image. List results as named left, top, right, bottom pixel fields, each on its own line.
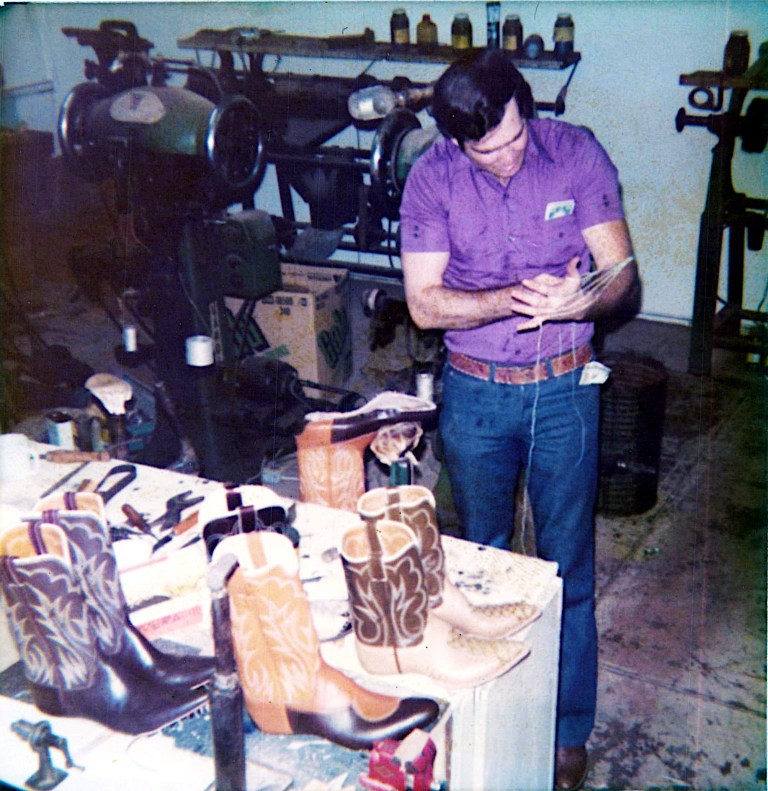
left=449, top=343, right=593, bottom=385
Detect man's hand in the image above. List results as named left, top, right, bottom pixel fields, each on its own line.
left=514, top=256, right=586, bottom=331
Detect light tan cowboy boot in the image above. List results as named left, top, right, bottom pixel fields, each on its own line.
left=341, top=517, right=530, bottom=687
left=211, top=530, right=440, bottom=750
left=358, top=485, right=541, bottom=639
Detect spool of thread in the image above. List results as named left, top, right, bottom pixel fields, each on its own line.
left=186, top=335, right=215, bottom=367
left=123, top=325, right=138, bottom=353
left=46, top=411, right=77, bottom=450
left=416, top=371, right=434, bottom=402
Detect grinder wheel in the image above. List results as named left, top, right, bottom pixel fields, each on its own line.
left=369, top=108, right=422, bottom=220
left=57, top=81, right=111, bottom=181
left=206, top=93, right=266, bottom=193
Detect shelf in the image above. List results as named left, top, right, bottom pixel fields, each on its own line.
left=177, top=26, right=580, bottom=70
left=680, top=69, right=768, bottom=91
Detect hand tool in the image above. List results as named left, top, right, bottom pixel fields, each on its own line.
left=150, top=491, right=205, bottom=533
left=41, top=450, right=111, bottom=463
left=93, top=464, right=138, bottom=503
left=37, top=461, right=91, bottom=500
left=121, top=503, right=156, bottom=537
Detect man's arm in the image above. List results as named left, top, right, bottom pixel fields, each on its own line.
left=402, top=250, right=538, bottom=331
left=514, top=219, right=641, bottom=331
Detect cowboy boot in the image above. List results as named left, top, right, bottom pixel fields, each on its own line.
left=358, top=486, right=542, bottom=640
left=211, top=530, right=440, bottom=750
left=35, top=501, right=214, bottom=689
left=0, top=522, right=207, bottom=734
left=341, top=518, right=530, bottom=687
left=295, top=391, right=437, bottom=511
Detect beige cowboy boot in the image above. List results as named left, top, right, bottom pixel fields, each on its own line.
left=358, top=485, right=541, bottom=639
left=211, top=530, right=440, bottom=750
left=341, top=517, right=530, bottom=688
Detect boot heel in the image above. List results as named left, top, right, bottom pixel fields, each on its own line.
left=246, top=698, right=293, bottom=735
left=30, top=684, right=64, bottom=716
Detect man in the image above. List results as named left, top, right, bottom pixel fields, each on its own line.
left=398, top=49, right=640, bottom=790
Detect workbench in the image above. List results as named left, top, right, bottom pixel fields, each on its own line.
left=0, top=447, right=562, bottom=791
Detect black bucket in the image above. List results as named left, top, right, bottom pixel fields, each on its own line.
left=598, top=352, right=668, bottom=516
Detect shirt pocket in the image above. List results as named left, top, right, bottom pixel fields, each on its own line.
left=519, top=204, right=581, bottom=277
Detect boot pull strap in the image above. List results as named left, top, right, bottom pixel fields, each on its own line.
left=385, top=487, right=403, bottom=522
left=363, top=516, right=386, bottom=580
left=28, top=520, right=47, bottom=556
left=238, top=505, right=257, bottom=533
left=226, top=490, right=243, bottom=511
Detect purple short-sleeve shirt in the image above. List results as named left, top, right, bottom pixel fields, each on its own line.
left=399, top=118, right=625, bottom=364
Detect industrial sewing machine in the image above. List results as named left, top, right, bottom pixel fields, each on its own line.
left=56, top=19, right=580, bottom=480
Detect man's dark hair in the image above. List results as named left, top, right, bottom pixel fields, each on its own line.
left=432, top=49, right=535, bottom=148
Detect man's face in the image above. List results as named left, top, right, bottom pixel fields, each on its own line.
left=458, top=98, right=528, bottom=182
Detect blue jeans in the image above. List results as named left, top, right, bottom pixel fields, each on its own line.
left=439, top=362, right=599, bottom=748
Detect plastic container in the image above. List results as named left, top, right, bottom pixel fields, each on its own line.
left=503, top=15, right=524, bottom=53
left=451, top=13, right=473, bottom=50
left=523, top=34, right=544, bottom=59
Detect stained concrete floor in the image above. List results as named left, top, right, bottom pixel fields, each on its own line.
left=2, top=265, right=766, bottom=790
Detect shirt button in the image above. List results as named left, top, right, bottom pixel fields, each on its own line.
left=508, top=234, right=515, bottom=241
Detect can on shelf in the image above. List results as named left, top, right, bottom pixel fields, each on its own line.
left=503, top=15, right=524, bottom=53
left=390, top=8, right=410, bottom=46
left=451, top=13, right=473, bottom=50
left=553, top=13, right=575, bottom=57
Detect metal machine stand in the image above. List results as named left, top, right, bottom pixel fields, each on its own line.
left=676, top=53, right=768, bottom=376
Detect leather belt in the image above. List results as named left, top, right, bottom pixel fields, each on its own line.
left=448, top=343, right=593, bottom=385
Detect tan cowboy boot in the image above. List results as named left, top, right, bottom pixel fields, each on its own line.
left=341, top=518, right=530, bottom=688
left=211, top=531, right=439, bottom=751
left=358, top=485, right=541, bottom=639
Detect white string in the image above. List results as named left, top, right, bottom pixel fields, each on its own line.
left=536, top=255, right=636, bottom=325
left=520, top=326, right=544, bottom=553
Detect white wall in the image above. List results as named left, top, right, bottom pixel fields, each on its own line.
left=2, top=1, right=766, bottom=323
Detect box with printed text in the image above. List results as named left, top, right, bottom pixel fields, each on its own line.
left=215, top=263, right=352, bottom=387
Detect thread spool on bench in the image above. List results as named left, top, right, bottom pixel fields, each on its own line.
left=598, top=353, right=668, bottom=516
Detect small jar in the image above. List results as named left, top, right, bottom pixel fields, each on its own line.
left=416, top=14, right=438, bottom=50
left=523, top=33, right=544, bottom=59
left=390, top=8, right=410, bottom=46
left=553, top=13, right=575, bottom=58
left=503, top=15, right=524, bottom=53
left=451, top=13, right=473, bottom=50
left=723, top=30, right=750, bottom=76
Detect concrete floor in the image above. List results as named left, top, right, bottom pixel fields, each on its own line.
left=2, top=261, right=766, bottom=790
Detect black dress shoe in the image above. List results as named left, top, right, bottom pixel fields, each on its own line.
left=555, top=746, right=588, bottom=790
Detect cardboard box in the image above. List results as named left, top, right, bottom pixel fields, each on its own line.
left=216, top=263, right=352, bottom=387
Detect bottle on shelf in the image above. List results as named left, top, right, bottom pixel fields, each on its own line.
left=503, top=15, right=524, bottom=53
left=390, top=8, right=410, bottom=46
left=451, top=13, right=473, bottom=50
left=723, top=30, right=750, bottom=76
left=416, top=14, right=438, bottom=51
left=486, top=2, right=501, bottom=49
left=553, top=13, right=575, bottom=58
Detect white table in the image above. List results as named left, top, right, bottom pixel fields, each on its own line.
left=0, top=448, right=562, bottom=790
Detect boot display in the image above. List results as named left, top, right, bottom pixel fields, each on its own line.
left=211, top=530, right=440, bottom=750
left=0, top=521, right=207, bottom=734
left=34, top=498, right=214, bottom=689
left=358, top=485, right=542, bottom=639
left=341, top=518, right=531, bottom=687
